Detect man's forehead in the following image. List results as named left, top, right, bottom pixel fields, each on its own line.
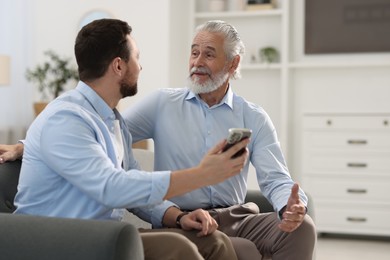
left=128, top=35, right=139, bottom=53
left=191, top=31, right=223, bottom=50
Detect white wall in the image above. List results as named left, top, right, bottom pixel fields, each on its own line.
left=30, top=0, right=172, bottom=109
left=168, top=0, right=192, bottom=88
left=0, top=0, right=172, bottom=143
left=0, top=0, right=34, bottom=143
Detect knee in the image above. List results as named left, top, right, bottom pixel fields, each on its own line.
left=295, top=215, right=317, bottom=247
left=270, top=215, right=316, bottom=260
left=204, top=231, right=237, bottom=259
left=165, top=233, right=200, bottom=256
left=141, top=232, right=202, bottom=260
left=229, top=237, right=262, bottom=260
left=208, top=230, right=234, bottom=251
left=230, top=237, right=258, bottom=251
left=300, top=215, right=316, bottom=238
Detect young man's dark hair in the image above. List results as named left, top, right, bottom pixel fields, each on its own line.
left=75, top=19, right=132, bottom=81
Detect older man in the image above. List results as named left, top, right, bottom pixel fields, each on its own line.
left=122, top=20, right=316, bottom=260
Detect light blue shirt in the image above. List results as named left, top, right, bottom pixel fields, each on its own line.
left=14, top=82, right=171, bottom=221
left=123, top=87, right=307, bottom=227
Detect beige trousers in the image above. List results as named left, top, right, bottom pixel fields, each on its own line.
left=208, top=203, right=317, bottom=260
left=139, top=228, right=238, bottom=260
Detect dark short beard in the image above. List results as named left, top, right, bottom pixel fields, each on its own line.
left=120, top=82, right=138, bottom=98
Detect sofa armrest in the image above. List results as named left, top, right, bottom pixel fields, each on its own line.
left=0, top=213, right=143, bottom=260
left=244, top=190, right=274, bottom=213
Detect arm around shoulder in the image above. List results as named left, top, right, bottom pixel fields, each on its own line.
left=0, top=142, right=24, bottom=163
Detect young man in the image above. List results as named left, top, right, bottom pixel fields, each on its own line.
left=121, top=20, right=316, bottom=260
left=8, top=19, right=250, bottom=260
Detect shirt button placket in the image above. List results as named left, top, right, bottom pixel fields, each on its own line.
left=205, top=110, right=212, bottom=149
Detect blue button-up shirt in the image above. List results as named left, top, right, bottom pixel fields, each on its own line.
left=14, top=82, right=171, bottom=221
left=123, top=86, right=308, bottom=227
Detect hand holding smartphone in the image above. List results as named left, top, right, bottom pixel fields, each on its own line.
left=222, top=128, right=252, bottom=158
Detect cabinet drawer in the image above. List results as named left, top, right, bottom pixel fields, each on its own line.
left=303, top=115, right=390, bottom=130
left=303, top=176, right=390, bottom=201
left=304, top=132, right=390, bottom=150
left=303, top=152, right=390, bottom=174
left=314, top=203, right=390, bottom=236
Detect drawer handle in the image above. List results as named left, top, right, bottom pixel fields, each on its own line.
left=347, top=140, right=367, bottom=145
left=347, top=188, right=367, bottom=194
left=347, top=217, right=367, bottom=223
left=347, top=163, right=367, bottom=168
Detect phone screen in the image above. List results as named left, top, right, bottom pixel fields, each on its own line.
left=222, top=128, right=251, bottom=158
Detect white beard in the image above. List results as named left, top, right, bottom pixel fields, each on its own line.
left=187, top=67, right=229, bottom=94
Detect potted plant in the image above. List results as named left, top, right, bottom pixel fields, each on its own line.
left=259, top=46, right=279, bottom=64
left=26, top=50, right=79, bottom=115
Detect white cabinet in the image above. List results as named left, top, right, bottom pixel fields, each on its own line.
left=302, top=114, right=390, bottom=236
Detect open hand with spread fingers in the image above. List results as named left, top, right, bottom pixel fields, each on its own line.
left=278, top=183, right=307, bottom=232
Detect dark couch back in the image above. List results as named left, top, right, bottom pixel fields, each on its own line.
left=0, top=160, right=21, bottom=213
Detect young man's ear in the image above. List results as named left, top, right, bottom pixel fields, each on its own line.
left=111, top=57, right=123, bottom=76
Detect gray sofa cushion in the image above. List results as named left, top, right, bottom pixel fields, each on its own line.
left=0, top=159, right=21, bottom=213
left=0, top=213, right=143, bottom=260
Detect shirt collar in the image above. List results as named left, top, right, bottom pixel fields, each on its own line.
left=76, top=81, right=116, bottom=121
left=185, top=85, right=234, bottom=110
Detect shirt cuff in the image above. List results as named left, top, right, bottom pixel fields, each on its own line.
left=151, top=200, right=178, bottom=228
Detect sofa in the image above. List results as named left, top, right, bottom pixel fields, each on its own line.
left=0, top=212, right=143, bottom=260
left=0, top=159, right=143, bottom=260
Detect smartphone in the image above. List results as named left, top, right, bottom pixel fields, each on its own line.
left=222, top=128, right=252, bottom=158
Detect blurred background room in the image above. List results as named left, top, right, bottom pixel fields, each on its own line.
left=1, top=0, right=389, bottom=258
